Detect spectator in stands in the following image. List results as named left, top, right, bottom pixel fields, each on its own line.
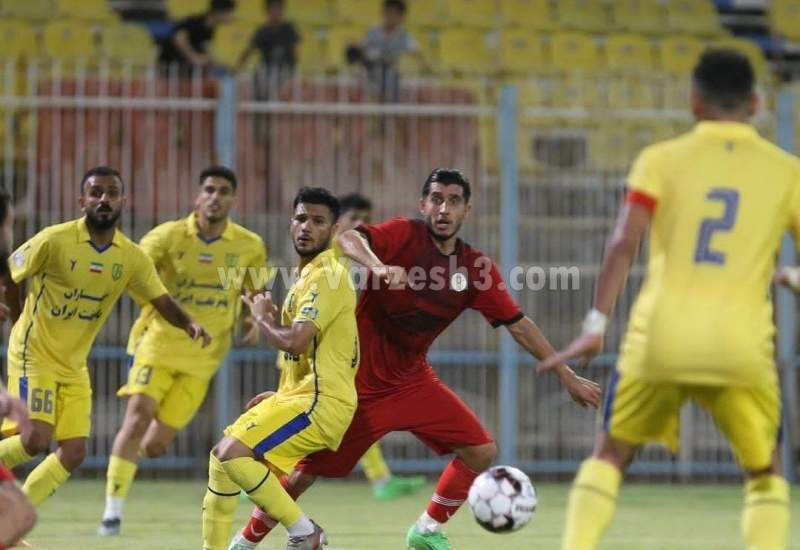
left=351, top=0, right=427, bottom=101
left=158, top=0, right=235, bottom=73
left=238, top=0, right=301, bottom=98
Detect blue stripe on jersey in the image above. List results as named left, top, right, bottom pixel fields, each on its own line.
left=253, top=413, right=312, bottom=457
left=602, top=370, right=620, bottom=432
left=126, top=354, right=135, bottom=374
left=19, top=376, right=29, bottom=403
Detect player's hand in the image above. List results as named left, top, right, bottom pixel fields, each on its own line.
left=537, top=332, right=604, bottom=373
left=0, top=393, right=30, bottom=434
left=371, top=265, right=407, bottom=289
left=187, top=322, right=211, bottom=348
left=242, top=292, right=278, bottom=321
left=774, top=267, right=800, bottom=292
left=560, top=371, right=602, bottom=409
left=245, top=391, right=275, bottom=410
left=239, top=315, right=260, bottom=346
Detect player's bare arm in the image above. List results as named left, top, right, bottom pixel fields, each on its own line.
left=336, top=229, right=408, bottom=287
left=506, top=317, right=601, bottom=408
left=150, top=293, right=211, bottom=347
left=242, top=291, right=318, bottom=355
left=539, top=202, right=652, bottom=372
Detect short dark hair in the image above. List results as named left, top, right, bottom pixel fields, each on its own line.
left=81, top=166, right=124, bottom=194
left=199, top=165, right=237, bottom=190
left=693, top=48, right=755, bottom=112
left=266, top=0, right=284, bottom=8
left=339, top=193, right=372, bottom=213
left=421, top=168, right=471, bottom=203
left=209, top=0, right=235, bottom=13
left=384, top=0, right=407, bottom=14
left=294, top=187, right=341, bottom=220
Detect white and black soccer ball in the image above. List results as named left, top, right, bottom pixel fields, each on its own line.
left=467, top=465, right=537, bottom=533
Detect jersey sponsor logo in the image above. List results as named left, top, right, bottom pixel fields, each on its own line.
left=89, top=261, right=103, bottom=274
left=199, top=253, right=213, bottom=264
left=450, top=272, right=468, bottom=292
left=112, top=263, right=123, bottom=281
left=388, top=310, right=445, bottom=331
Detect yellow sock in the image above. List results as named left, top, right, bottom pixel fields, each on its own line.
left=0, top=434, right=34, bottom=468
left=562, top=458, right=622, bottom=550
left=360, top=443, right=391, bottom=483
left=742, top=475, right=790, bottom=550
left=106, top=455, right=138, bottom=498
left=22, top=453, right=70, bottom=506
left=202, top=454, right=241, bottom=550
left=221, top=456, right=302, bottom=527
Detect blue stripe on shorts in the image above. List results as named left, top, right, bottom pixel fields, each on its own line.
left=19, top=376, right=29, bottom=403
left=253, top=413, right=312, bottom=457
left=602, top=370, right=620, bottom=432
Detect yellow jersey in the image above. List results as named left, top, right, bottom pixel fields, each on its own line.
left=128, top=213, right=268, bottom=377
left=7, top=218, right=167, bottom=384
left=620, top=121, right=800, bottom=386
left=276, top=249, right=359, bottom=450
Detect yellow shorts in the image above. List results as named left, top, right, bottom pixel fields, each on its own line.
left=117, top=355, right=211, bottom=430
left=2, top=374, right=92, bottom=440
left=604, top=372, right=781, bottom=471
left=225, top=395, right=328, bottom=476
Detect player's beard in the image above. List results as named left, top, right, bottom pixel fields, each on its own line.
left=85, top=207, right=121, bottom=231
left=426, top=219, right=462, bottom=242
left=294, top=235, right=332, bottom=258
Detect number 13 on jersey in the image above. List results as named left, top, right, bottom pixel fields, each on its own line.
left=694, top=188, right=740, bottom=265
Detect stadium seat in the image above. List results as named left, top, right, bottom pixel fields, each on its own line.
left=550, top=32, right=600, bottom=72
left=499, top=30, right=548, bottom=75
left=211, top=23, right=258, bottom=69
left=234, top=0, right=265, bottom=23
left=712, top=37, right=768, bottom=78
left=0, top=19, right=38, bottom=59
left=286, top=0, right=332, bottom=26
left=770, top=0, right=800, bottom=40
left=659, top=35, right=705, bottom=75
left=499, top=0, right=556, bottom=30
left=665, top=0, right=722, bottom=36
left=1, top=0, right=54, bottom=19
left=438, top=30, right=494, bottom=74
left=444, top=0, right=498, bottom=29
left=100, top=24, right=158, bottom=66
left=165, top=0, right=206, bottom=20
left=400, top=27, right=438, bottom=72
left=42, top=20, right=98, bottom=62
left=56, top=0, right=116, bottom=21
left=406, top=0, right=445, bottom=28
left=297, top=26, right=328, bottom=73
left=325, top=26, right=368, bottom=70
left=556, top=0, right=608, bottom=33
left=334, top=0, right=382, bottom=26
left=606, top=74, right=660, bottom=108
left=610, top=0, right=664, bottom=35
left=604, top=33, right=656, bottom=71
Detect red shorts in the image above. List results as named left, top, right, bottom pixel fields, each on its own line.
left=297, top=377, right=493, bottom=477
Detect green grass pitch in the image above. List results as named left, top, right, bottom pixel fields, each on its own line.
left=26, top=479, right=800, bottom=549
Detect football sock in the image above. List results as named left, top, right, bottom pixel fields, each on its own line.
left=103, top=455, right=138, bottom=520
left=242, top=477, right=299, bottom=543
left=360, top=443, right=391, bottom=484
left=0, top=435, right=34, bottom=469
left=22, top=453, right=70, bottom=506
left=221, top=457, right=302, bottom=527
left=742, top=474, right=789, bottom=550
left=202, top=454, right=241, bottom=550
left=425, top=457, right=477, bottom=524
left=562, top=458, right=621, bottom=550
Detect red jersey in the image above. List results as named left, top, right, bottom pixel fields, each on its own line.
left=354, top=217, right=523, bottom=396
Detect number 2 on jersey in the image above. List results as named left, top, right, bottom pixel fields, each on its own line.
left=694, top=188, right=739, bottom=265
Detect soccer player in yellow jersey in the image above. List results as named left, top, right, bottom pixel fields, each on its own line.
left=202, top=187, right=358, bottom=550
left=0, top=166, right=210, bottom=509
left=540, top=50, right=791, bottom=550
left=97, top=166, right=268, bottom=535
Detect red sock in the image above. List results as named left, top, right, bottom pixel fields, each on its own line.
left=426, top=457, right=479, bottom=523
left=241, top=476, right=301, bottom=543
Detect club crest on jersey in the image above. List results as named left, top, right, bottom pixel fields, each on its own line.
left=89, top=261, right=103, bottom=274
left=112, top=263, right=123, bottom=281
left=199, top=253, right=213, bottom=264
left=450, top=272, right=468, bottom=292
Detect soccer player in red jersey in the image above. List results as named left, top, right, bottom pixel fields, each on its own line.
left=229, top=169, right=601, bottom=550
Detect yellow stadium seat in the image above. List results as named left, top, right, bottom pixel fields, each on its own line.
left=56, top=0, right=116, bottom=20
left=406, top=0, right=445, bottom=28
left=0, top=19, right=38, bottom=59
left=444, top=0, right=497, bottom=28
left=605, top=33, right=656, bottom=71
left=550, top=32, right=599, bottom=72
left=665, top=0, right=722, bottom=36
left=211, top=23, right=258, bottom=69
left=297, top=27, right=328, bottom=73
left=606, top=74, right=660, bottom=108
left=333, top=0, right=382, bottom=26
left=712, top=37, right=768, bottom=78
left=235, top=0, right=266, bottom=23
left=286, top=0, right=332, bottom=25
left=100, top=24, right=158, bottom=66
left=438, top=30, right=494, bottom=74
left=499, top=0, right=556, bottom=30
left=499, top=30, right=548, bottom=75
left=165, top=0, right=206, bottom=20
left=556, top=0, right=608, bottom=33
left=400, top=27, right=438, bottom=72
left=42, top=20, right=97, bottom=62
left=770, top=0, right=800, bottom=40
left=552, top=73, right=602, bottom=108
left=659, top=35, right=705, bottom=75
left=1, top=0, right=54, bottom=19
left=611, top=0, right=664, bottom=34
left=325, top=26, right=368, bottom=69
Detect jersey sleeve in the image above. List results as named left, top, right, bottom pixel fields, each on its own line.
left=292, top=269, right=349, bottom=333
left=470, top=258, right=524, bottom=328
left=626, top=145, right=664, bottom=212
left=8, top=230, right=51, bottom=283
left=244, top=239, right=269, bottom=292
left=137, top=225, right=170, bottom=267
left=126, top=246, right=168, bottom=304
left=355, top=217, right=415, bottom=262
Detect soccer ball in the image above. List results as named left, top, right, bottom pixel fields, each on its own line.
left=467, top=465, right=537, bottom=533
